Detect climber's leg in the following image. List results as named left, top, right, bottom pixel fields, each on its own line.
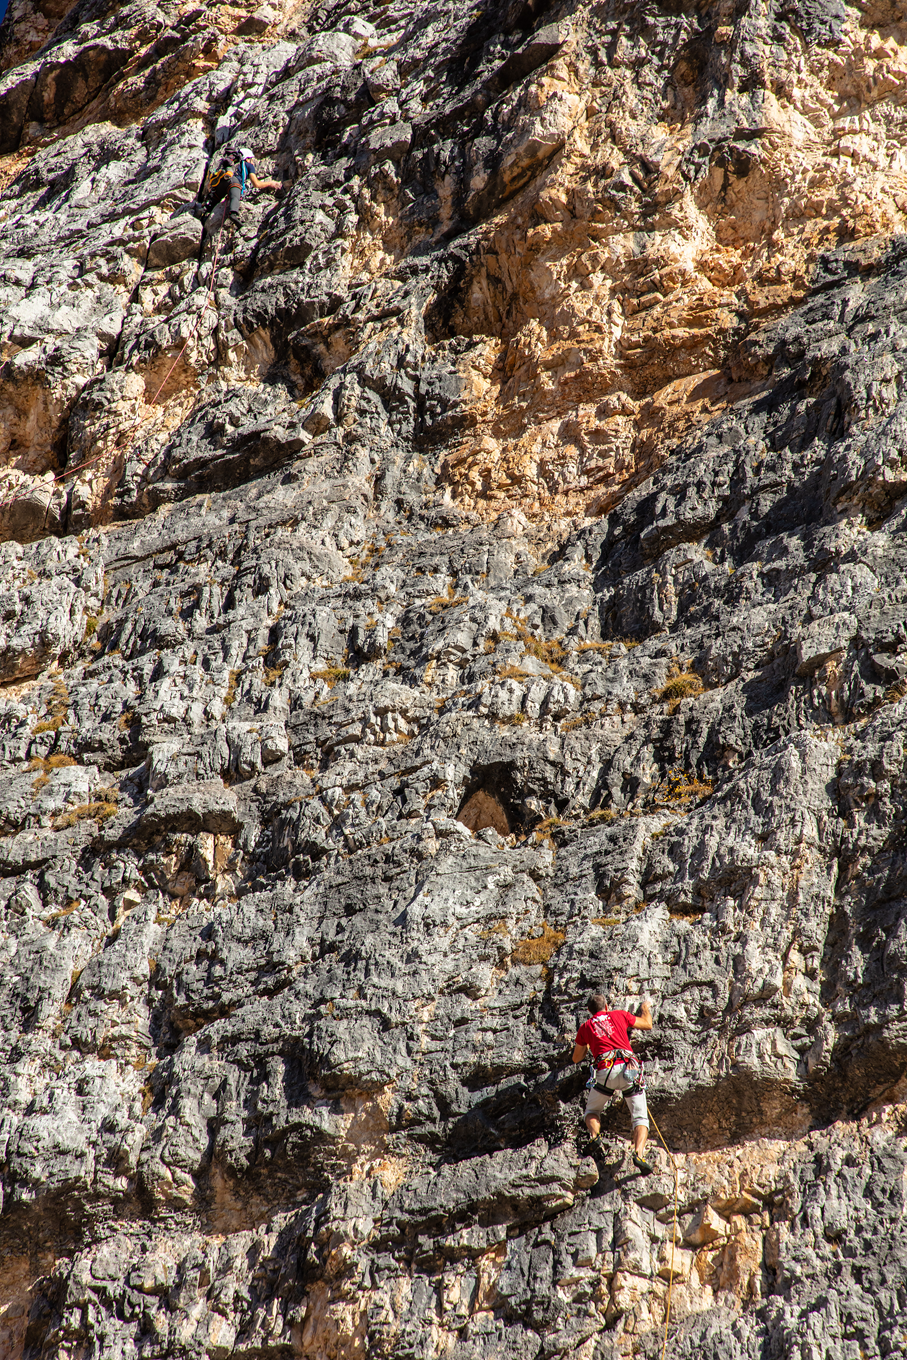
left=583, top=1080, right=608, bottom=1139
left=624, top=1084, right=653, bottom=1174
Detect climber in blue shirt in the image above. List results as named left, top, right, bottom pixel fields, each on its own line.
left=201, top=146, right=282, bottom=238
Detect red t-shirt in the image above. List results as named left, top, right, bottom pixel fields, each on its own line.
left=576, top=1009, right=636, bottom=1067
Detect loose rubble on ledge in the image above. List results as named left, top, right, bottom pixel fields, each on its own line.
left=1, top=0, right=907, bottom=1356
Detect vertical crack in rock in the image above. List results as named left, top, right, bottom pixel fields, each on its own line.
left=2, top=0, right=907, bottom=1355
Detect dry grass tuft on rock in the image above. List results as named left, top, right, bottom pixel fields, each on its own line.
left=510, top=922, right=565, bottom=966
left=55, top=799, right=119, bottom=830
left=29, top=754, right=78, bottom=793
left=311, top=667, right=351, bottom=687
left=656, top=661, right=705, bottom=711
left=652, top=770, right=714, bottom=810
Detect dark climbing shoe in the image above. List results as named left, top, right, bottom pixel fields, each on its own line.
left=582, top=1135, right=605, bottom=1160
left=632, top=1151, right=655, bottom=1176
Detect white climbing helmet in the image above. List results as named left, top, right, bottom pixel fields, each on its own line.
left=239, top=146, right=256, bottom=163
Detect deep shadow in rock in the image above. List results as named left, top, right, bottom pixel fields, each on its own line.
left=457, top=761, right=525, bottom=835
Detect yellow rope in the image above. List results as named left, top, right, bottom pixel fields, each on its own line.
left=648, top=1110, right=679, bottom=1360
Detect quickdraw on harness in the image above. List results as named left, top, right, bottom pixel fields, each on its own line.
left=202, top=165, right=230, bottom=204
left=199, top=157, right=248, bottom=216
left=586, top=1047, right=646, bottom=1097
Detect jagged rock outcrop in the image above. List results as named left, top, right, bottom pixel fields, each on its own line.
left=1, top=0, right=907, bottom=1356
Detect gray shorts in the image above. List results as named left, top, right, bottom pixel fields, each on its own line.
left=584, top=1062, right=649, bottom=1129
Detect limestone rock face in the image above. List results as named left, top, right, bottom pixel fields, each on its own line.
left=1, top=0, right=907, bottom=1356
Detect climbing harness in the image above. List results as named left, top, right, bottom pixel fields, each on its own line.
left=199, top=164, right=232, bottom=212
left=194, top=147, right=251, bottom=228
left=591, top=1048, right=646, bottom=1096
left=196, top=165, right=239, bottom=233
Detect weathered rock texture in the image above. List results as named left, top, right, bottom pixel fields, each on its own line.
left=1, top=0, right=907, bottom=1355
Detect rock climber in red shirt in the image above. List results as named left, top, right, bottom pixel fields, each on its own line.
left=572, top=992, right=654, bottom=1175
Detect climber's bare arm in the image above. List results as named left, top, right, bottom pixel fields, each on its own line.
left=632, top=1000, right=653, bottom=1032
left=572, top=1042, right=588, bottom=1064
left=249, top=172, right=283, bottom=191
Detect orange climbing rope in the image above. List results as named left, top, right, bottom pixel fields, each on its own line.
left=649, top=1110, right=680, bottom=1360
left=129, top=217, right=227, bottom=468
left=0, top=218, right=228, bottom=523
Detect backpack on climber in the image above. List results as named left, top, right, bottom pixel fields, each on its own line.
left=197, top=146, right=283, bottom=238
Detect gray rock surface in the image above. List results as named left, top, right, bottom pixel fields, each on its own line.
left=1, top=0, right=907, bottom=1355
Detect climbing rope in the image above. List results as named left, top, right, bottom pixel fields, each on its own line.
left=127, top=218, right=227, bottom=475
left=0, top=219, right=228, bottom=524
left=579, top=1060, right=679, bottom=1355
left=648, top=1110, right=679, bottom=1360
